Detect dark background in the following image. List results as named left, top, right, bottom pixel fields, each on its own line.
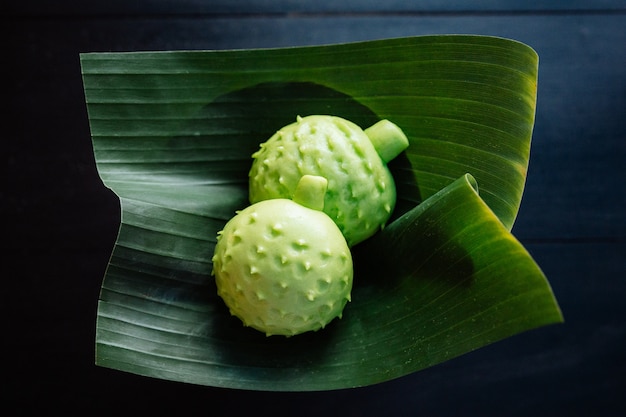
left=5, top=2, right=625, bottom=415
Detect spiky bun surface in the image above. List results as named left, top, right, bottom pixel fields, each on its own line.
left=249, top=115, right=396, bottom=246
left=212, top=199, right=353, bottom=336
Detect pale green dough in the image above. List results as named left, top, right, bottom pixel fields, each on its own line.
left=249, top=115, right=408, bottom=247
left=212, top=175, right=353, bottom=337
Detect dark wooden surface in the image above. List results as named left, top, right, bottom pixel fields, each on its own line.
left=5, top=2, right=625, bottom=415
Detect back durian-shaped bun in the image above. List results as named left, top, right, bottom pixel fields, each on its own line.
left=249, top=115, right=409, bottom=247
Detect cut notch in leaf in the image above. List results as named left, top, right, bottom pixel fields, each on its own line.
left=82, top=35, right=560, bottom=391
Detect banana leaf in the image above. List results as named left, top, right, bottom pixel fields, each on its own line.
left=81, top=35, right=562, bottom=390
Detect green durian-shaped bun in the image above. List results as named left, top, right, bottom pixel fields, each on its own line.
left=212, top=175, right=353, bottom=337
left=249, top=115, right=408, bottom=247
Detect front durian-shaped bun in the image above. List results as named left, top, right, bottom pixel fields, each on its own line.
left=212, top=175, right=353, bottom=337
left=249, top=115, right=409, bottom=247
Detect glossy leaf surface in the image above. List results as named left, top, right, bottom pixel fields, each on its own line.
left=81, top=35, right=561, bottom=390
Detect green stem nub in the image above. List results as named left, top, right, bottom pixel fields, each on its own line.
left=364, top=119, right=410, bottom=164
left=293, top=175, right=328, bottom=211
